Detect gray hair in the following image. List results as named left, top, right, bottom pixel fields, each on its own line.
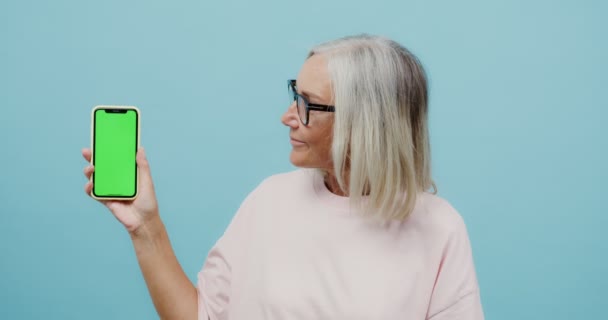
left=309, top=34, right=435, bottom=221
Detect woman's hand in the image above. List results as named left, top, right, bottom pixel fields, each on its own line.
left=82, top=147, right=160, bottom=234
left=83, top=148, right=198, bottom=319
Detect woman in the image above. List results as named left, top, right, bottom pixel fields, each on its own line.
left=82, top=34, right=484, bottom=319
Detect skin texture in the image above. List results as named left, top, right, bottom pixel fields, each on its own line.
left=82, top=148, right=197, bottom=320
left=82, top=148, right=158, bottom=232
left=82, top=53, right=345, bottom=320
left=281, top=54, right=346, bottom=196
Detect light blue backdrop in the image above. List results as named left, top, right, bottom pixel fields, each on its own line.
left=1, top=0, right=606, bottom=319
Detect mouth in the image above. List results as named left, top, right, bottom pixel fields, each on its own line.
left=290, top=136, right=306, bottom=147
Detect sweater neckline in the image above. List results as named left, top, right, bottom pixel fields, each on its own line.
left=311, top=170, right=367, bottom=215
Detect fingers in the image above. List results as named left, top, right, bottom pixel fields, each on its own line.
left=83, top=180, right=108, bottom=207
left=83, top=164, right=93, bottom=196
left=83, top=165, right=94, bottom=179
left=83, top=148, right=93, bottom=197
left=84, top=181, right=92, bottom=196
left=83, top=147, right=152, bottom=199
left=82, top=148, right=92, bottom=162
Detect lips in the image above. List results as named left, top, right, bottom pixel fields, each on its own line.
left=290, top=136, right=306, bottom=147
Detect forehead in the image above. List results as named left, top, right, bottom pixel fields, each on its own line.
left=296, top=54, right=332, bottom=101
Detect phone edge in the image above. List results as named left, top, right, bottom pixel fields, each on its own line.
left=90, top=105, right=141, bottom=201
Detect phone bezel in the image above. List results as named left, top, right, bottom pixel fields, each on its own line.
left=90, top=105, right=141, bottom=201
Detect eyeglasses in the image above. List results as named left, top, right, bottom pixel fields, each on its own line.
left=288, top=79, right=335, bottom=125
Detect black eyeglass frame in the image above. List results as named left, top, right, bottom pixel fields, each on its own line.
left=288, top=79, right=335, bottom=125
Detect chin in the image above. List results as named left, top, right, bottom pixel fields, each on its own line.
left=289, top=150, right=331, bottom=169
left=289, top=150, right=312, bottom=168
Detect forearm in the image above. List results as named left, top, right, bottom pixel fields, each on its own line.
left=130, top=215, right=198, bottom=320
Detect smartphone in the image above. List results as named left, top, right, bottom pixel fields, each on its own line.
left=90, top=105, right=140, bottom=200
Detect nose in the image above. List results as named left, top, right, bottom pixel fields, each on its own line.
left=281, top=101, right=300, bottom=128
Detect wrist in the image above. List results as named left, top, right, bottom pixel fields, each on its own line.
left=129, top=214, right=164, bottom=241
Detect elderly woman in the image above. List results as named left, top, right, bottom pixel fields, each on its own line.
left=82, top=34, right=484, bottom=320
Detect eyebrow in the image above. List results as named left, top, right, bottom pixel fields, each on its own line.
left=299, top=89, right=324, bottom=102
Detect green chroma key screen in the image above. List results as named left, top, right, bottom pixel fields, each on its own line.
left=93, top=109, right=138, bottom=198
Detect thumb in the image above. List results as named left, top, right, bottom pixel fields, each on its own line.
left=136, top=147, right=154, bottom=187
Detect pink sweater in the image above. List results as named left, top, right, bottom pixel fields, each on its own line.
left=197, top=169, right=484, bottom=319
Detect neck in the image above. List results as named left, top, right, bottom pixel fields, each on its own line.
left=323, top=169, right=349, bottom=197
left=322, top=168, right=371, bottom=197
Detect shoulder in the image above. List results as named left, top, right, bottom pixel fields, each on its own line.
left=239, top=169, right=314, bottom=204
left=252, top=169, right=315, bottom=195
left=260, top=168, right=313, bottom=185
left=407, top=192, right=469, bottom=239
left=220, top=170, right=310, bottom=232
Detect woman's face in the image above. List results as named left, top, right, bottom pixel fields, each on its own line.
left=281, top=54, right=334, bottom=170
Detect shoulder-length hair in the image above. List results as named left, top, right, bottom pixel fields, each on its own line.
left=309, top=34, right=435, bottom=221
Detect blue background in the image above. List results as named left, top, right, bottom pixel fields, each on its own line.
left=1, top=0, right=606, bottom=319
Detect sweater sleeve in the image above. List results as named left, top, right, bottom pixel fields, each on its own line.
left=196, top=186, right=259, bottom=320
left=426, top=215, right=484, bottom=320
left=197, top=241, right=231, bottom=320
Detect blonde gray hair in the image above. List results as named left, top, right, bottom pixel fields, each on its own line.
left=309, top=34, right=435, bottom=221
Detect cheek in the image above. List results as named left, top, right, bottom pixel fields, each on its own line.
left=310, top=128, right=334, bottom=164
left=319, top=136, right=333, bottom=159
left=290, top=117, right=334, bottom=168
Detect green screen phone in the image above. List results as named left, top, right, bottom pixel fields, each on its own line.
left=91, top=106, right=140, bottom=200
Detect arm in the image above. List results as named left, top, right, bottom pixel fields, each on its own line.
left=82, top=148, right=199, bottom=320
left=426, top=215, right=484, bottom=320
left=130, top=215, right=198, bottom=320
